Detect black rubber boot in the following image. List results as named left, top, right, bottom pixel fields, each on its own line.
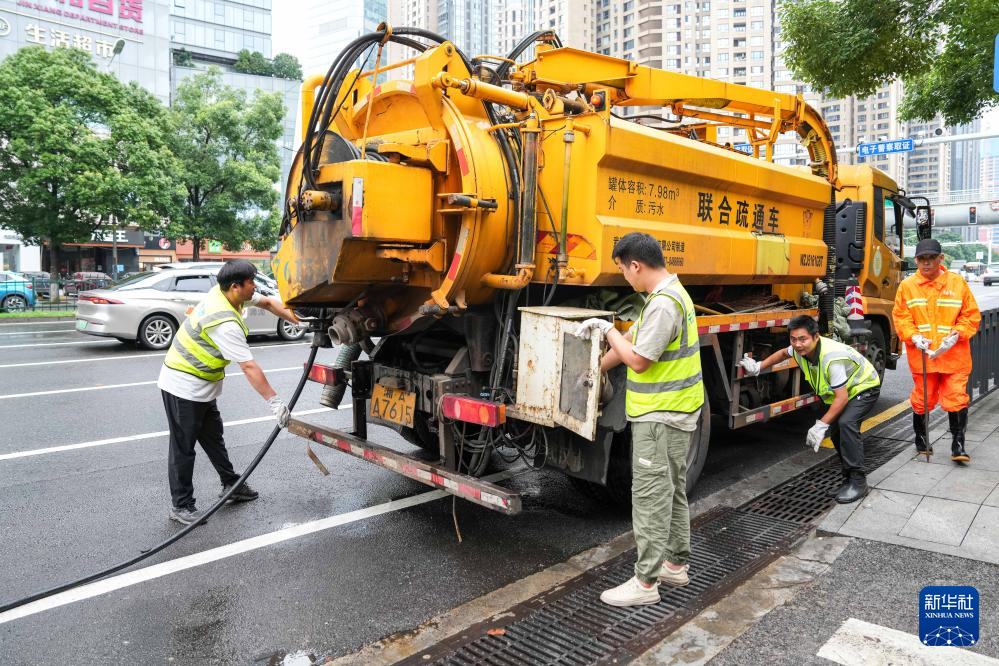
left=913, top=412, right=933, bottom=457
left=836, top=474, right=869, bottom=504
left=827, top=474, right=850, bottom=498
left=949, top=408, right=970, bottom=463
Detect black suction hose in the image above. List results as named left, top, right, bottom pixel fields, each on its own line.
left=0, top=344, right=321, bottom=614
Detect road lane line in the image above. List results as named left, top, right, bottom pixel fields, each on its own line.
left=0, top=329, right=85, bottom=335
left=0, top=340, right=114, bottom=349
left=0, top=366, right=303, bottom=400
left=0, top=341, right=308, bottom=368
left=0, top=321, right=76, bottom=327
left=0, top=467, right=522, bottom=626
left=0, top=406, right=341, bottom=461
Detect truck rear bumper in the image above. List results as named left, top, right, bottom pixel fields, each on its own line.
left=287, top=418, right=522, bottom=515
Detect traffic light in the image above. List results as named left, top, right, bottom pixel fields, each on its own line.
left=969, top=206, right=977, bottom=225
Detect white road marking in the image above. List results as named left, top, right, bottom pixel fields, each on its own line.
left=0, top=321, right=76, bottom=327
left=0, top=366, right=303, bottom=400
left=0, top=406, right=341, bottom=462
left=0, top=467, right=523, bottom=626
left=0, top=339, right=113, bottom=349
left=0, top=329, right=84, bottom=335
left=817, top=618, right=996, bottom=665
left=0, top=341, right=308, bottom=368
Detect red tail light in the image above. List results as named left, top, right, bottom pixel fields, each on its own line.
left=25, top=284, right=33, bottom=290
left=441, top=395, right=506, bottom=427
left=79, top=296, right=123, bottom=305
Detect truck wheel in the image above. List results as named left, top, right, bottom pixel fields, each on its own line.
left=589, top=391, right=713, bottom=509
left=864, top=324, right=887, bottom=382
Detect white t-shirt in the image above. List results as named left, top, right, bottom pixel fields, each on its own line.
left=157, top=292, right=261, bottom=402
left=785, top=345, right=848, bottom=389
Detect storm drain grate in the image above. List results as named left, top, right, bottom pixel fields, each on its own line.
left=396, top=421, right=917, bottom=666
left=744, top=435, right=911, bottom=524
left=399, top=509, right=808, bottom=666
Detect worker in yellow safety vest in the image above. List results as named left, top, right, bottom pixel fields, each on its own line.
left=158, top=260, right=300, bottom=526
left=739, top=315, right=881, bottom=504
left=575, top=232, right=703, bottom=608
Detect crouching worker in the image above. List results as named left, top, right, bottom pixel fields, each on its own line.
left=739, top=315, right=880, bottom=504
left=576, top=232, right=703, bottom=607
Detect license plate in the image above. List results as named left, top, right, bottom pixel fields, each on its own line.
left=75, top=320, right=88, bottom=330
left=369, top=384, right=416, bottom=428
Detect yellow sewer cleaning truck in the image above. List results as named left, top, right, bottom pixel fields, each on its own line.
left=273, top=27, right=928, bottom=513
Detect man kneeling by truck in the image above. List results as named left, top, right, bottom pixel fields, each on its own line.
left=740, top=315, right=881, bottom=504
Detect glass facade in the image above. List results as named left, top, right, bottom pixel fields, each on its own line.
left=170, top=0, right=272, bottom=59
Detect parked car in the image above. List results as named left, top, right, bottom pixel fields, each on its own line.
left=984, top=264, right=999, bottom=287
left=18, top=271, right=51, bottom=298
left=65, top=271, right=113, bottom=295
left=0, top=271, right=37, bottom=311
left=74, top=268, right=303, bottom=349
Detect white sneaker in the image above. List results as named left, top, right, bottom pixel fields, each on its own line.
left=600, top=576, right=661, bottom=607
left=659, top=562, right=689, bottom=586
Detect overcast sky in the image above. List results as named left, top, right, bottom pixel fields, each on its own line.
left=271, top=5, right=306, bottom=61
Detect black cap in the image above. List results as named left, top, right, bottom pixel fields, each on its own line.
left=914, top=238, right=943, bottom=257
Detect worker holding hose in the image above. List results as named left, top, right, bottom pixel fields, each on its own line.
left=157, top=260, right=300, bottom=525
left=577, top=232, right=703, bottom=608
left=739, top=315, right=881, bottom=504
left=892, top=238, right=980, bottom=464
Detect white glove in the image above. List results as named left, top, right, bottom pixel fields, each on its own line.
left=910, top=335, right=931, bottom=352
left=738, top=353, right=761, bottom=376
left=268, top=396, right=290, bottom=428
left=805, top=420, right=830, bottom=452
left=929, top=332, right=959, bottom=359
left=575, top=318, right=614, bottom=340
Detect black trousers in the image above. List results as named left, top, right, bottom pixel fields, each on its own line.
left=161, top=390, right=240, bottom=509
left=828, top=388, right=880, bottom=480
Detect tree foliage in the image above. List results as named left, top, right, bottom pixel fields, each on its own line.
left=233, top=50, right=303, bottom=80
left=272, top=53, right=303, bottom=80
left=167, top=68, right=284, bottom=260
left=0, top=46, right=183, bottom=277
left=778, top=0, right=999, bottom=125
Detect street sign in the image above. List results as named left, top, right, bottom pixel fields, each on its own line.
left=970, top=206, right=978, bottom=225
left=734, top=143, right=752, bottom=153
left=991, top=200, right=999, bottom=212
left=994, top=34, right=999, bottom=93
left=857, top=138, right=915, bottom=157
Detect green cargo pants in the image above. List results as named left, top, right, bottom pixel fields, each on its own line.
left=631, top=421, right=691, bottom=584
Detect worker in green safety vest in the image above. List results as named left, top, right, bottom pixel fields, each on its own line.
left=739, top=314, right=881, bottom=504
left=576, top=232, right=703, bottom=608
left=158, top=260, right=300, bottom=526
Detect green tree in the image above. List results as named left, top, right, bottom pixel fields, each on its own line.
left=0, top=46, right=183, bottom=293
left=272, top=52, right=303, bottom=80
left=778, top=0, right=999, bottom=125
left=173, top=48, right=194, bottom=67
left=168, top=68, right=284, bottom=260
left=233, top=49, right=273, bottom=76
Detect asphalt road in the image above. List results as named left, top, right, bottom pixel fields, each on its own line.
left=0, top=285, right=995, bottom=664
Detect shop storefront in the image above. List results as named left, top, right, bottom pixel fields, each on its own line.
left=138, top=235, right=176, bottom=270
left=45, top=228, right=145, bottom=277
left=174, top=240, right=273, bottom=272
left=0, top=229, right=41, bottom=273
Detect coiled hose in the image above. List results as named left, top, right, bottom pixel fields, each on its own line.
left=0, top=343, right=321, bottom=615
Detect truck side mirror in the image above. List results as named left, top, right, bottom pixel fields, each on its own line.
left=916, top=205, right=932, bottom=241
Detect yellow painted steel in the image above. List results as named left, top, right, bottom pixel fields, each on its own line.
left=275, top=40, right=901, bottom=338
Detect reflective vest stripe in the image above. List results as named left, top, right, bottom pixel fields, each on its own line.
left=906, top=298, right=928, bottom=306
left=917, top=324, right=932, bottom=331
left=626, top=282, right=704, bottom=417
left=936, top=299, right=962, bottom=307
left=172, top=342, right=219, bottom=375
left=627, top=372, right=704, bottom=394
left=182, top=319, right=226, bottom=360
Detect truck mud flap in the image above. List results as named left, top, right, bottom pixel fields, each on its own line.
left=287, top=418, right=522, bottom=515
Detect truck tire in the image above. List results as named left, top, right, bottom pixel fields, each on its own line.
left=864, top=323, right=887, bottom=382
left=575, top=391, right=712, bottom=508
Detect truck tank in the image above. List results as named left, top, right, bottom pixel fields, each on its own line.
left=273, top=38, right=837, bottom=343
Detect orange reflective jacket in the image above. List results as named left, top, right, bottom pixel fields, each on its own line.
left=892, top=267, right=981, bottom=375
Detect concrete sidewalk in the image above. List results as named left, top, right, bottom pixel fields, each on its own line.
left=821, top=391, right=999, bottom=564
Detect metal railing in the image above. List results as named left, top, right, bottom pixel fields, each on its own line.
left=0, top=276, right=114, bottom=313
left=969, top=307, right=999, bottom=402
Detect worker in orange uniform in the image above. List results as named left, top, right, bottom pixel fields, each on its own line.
left=892, top=238, right=981, bottom=463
